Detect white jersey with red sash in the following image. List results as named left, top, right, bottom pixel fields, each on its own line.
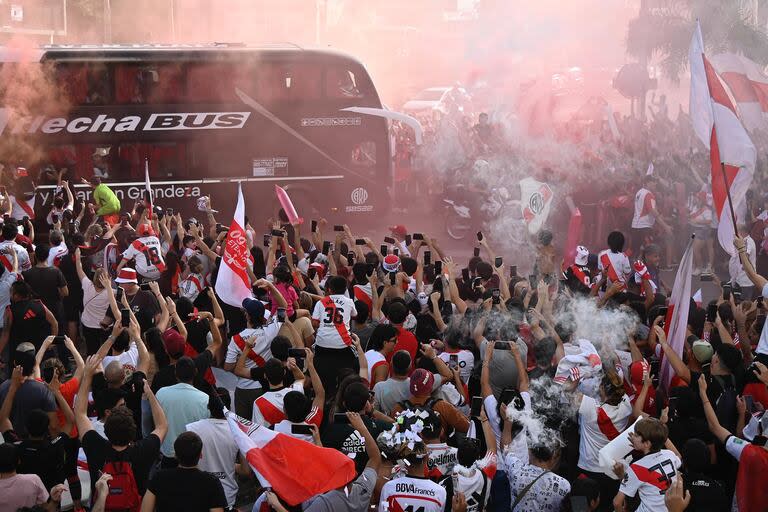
left=577, top=394, right=632, bottom=472
left=0, top=240, right=31, bottom=272
left=598, top=250, right=631, bottom=286
left=619, top=449, right=681, bottom=512
left=10, top=195, right=35, bottom=221
left=353, top=282, right=373, bottom=310
left=379, top=475, right=447, bottom=512
left=120, top=235, right=166, bottom=280
left=224, top=321, right=282, bottom=390
left=178, top=272, right=204, bottom=302
left=252, top=381, right=304, bottom=427
left=631, top=188, right=656, bottom=229
left=312, top=294, right=357, bottom=349
left=365, top=350, right=387, bottom=386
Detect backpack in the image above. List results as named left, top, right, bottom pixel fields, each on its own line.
left=102, top=455, right=141, bottom=512
left=712, top=375, right=738, bottom=433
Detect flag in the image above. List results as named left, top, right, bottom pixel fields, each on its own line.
left=520, top=177, right=553, bottom=234
left=660, top=237, right=695, bottom=391
left=689, top=22, right=756, bottom=255
left=144, top=159, right=153, bottom=219
left=692, top=288, right=702, bottom=307
left=711, top=53, right=768, bottom=132
left=215, top=184, right=253, bottom=307
left=646, top=162, right=654, bottom=176
left=226, top=411, right=356, bottom=506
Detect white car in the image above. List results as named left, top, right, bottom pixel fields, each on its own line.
left=402, top=87, right=452, bottom=114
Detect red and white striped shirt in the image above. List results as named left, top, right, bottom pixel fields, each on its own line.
left=632, top=188, right=656, bottom=229
left=252, top=381, right=305, bottom=427
left=577, top=394, right=632, bottom=472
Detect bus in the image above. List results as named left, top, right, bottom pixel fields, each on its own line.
left=0, top=43, right=392, bottom=221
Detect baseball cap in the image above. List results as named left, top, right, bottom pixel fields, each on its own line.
left=115, top=268, right=138, bottom=284
left=382, top=254, right=400, bottom=273
left=137, top=223, right=155, bottom=237
left=691, top=340, right=713, bottom=364
left=15, top=342, right=35, bottom=355
left=388, top=225, right=407, bottom=238
left=575, top=245, right=589, bottom=266
left=410, top=369, right=435, bottom=397
left=242, top=297, right=266, bottom=321
left=162, top=329, right=186, bottom=359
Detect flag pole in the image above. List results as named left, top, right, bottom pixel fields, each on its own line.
left=720, top=162, right=739, bottom=234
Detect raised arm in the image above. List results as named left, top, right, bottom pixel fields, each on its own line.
left=734, top=236, right=767, bottom=290
left=510, top=341, right=529, bottom=392
left=656, top=326, right=691, bottom=383
left=63, top=335, right=85, bottom=382
left=48, top=372, right=75, bottom=435
left=144, top=379, right=168, bottom=442
left=305, top=348, right=325, bottom=408
left=352, top=334, right=368, bottom=381
left=0, top=366, right=22, bottom=432
left=75, top=355, right=101, bottom=439
left=74, top=247, right=86, bottom=282
left=480, top=343, right=494, bottom=399
left=443, top=257, right=467, bottom=314
left=206, top=288, right=226, bottom=328
left=631, top=368, right=652, bottom=420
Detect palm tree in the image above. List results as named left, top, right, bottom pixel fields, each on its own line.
left=626, top=0, right=768, bottom=82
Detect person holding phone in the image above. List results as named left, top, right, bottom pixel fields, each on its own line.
left=251, top=356, right=305, bottom=427
left=438, top=330, right=475, bottom=385
left=274, top=348, right=325, bottom=445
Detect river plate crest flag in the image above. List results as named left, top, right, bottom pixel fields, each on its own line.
left=520, top=177, right=553, bottom=234
left=215, top=183, right=254, bottom=307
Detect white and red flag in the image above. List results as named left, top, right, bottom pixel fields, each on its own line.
left=689, top=21, right=756, bottom=255
left=520, top=177, right=554, bottom=234
left=215, top=183, right=254, bottom=307
left=710, top=53, right=768, bottom=132
left=226, top=411, right=356, bottom=506
left=144, top=159, right=153, bottom=219
left=660, top=237, right=695, bottom=391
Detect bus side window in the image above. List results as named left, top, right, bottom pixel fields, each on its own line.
left=85, top=64, right=112, bottom=105
left=351, top=141, right=376, bottom=168
left=326, top=68, right=363, bottom=99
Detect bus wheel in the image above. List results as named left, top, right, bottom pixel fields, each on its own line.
left=445, top=210, right=472, bottom=240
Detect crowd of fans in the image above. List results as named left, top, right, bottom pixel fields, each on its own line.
left=0, top=162, right=766, bottom=512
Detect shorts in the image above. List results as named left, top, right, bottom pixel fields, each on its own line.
left=691, top=225, right=711, bottom=241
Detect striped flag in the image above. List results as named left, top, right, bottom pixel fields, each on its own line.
left=711, top=53, right=768, bottom=132
left=689, top=22, right=756, bottom=255
left=215, top=183, right=254, bottom=307
left=660, top=237, right=695, bottom=391
left=226, top=411, right=356, bottom=506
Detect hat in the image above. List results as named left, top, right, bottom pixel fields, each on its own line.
left=743, top=411, right=768, bottom=442
left=137, top=223, right=155, bottom=237
left=242, top=297, right=266, bottom=320
left=575, top=246, right=589, bottom=266
left=628, top=360, right=649, bottom=387
left=410, top=369, right=435, bottom=397
left=691, top=340, right=714, bottom=364
left=15, top=342, right=35, bottom=354
left=382, top=254, right=400, bottom=273
left=162, top=329, right=186, bottom=359
left=115, top=268, right=138, bottom=284
left=309, top=262, right=326, bottom=280
left=92, top=147, right=109, bottom=158
left=388, top=225, right=407, bottom=238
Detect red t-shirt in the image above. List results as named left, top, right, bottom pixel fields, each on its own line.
left=388, top=325, right=418, bottom=366
left=57, top=377, right=79, bottom=438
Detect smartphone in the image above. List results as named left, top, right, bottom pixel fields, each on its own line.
left=744, top=394, right=756, bottom=413
left=494, top=341, right=509, bottom=350
left=706, top=303, right=718, bottom=323
left=424, top=250, right=432, bottom=266
left=366, top=264, right=375, bottom=278
left=215, top=223, right=226, bottom=234
left=139, top=282, right=152, bottom=291
left=277, top=307, right=287, bottom=322
left=495, top=256, right=503, bottom=268
left=52, top=214, right=60, bottom=224
left=116, top=287, right=124, bottom=302
left=322, top=241, right=331, bottom=256
left=570, top=496, right=589, bottom=512
left=700, top=273, right=713, bottom=282
left=311, top=220, right=318, bottom=233
left=449, top=354, right=459, bottom=370
left=393, top=248, right=399, bottom=257
left=347, top=252, right=355, bottom=265
left=120, top=309, right=130, bottom=327
left=271, top=229, right=284, bottom=237
left=355, top=238, right=366, bottom=246
left=380, top=244, right=388, bottom=256
left=658, top=306, right=669, bottom=320
left=412, top=233, right=424, bottom=241
left=53, top=335, right=66, bottom=345
left=166, top=207, right=173, bottom=216
left=462, top=268, right=470, bottom=282
left=492, top=288, right=501, bottom=305
left=476, top=231, right=483, bottom=242
left=434, top=261, right=443, bottom=275
left=389, top=271, right=397, bottom=286
left=291, top=424, right=314, bottom=435
left=510, top=265, right=517, bottom=278
left=288, top=348, right=306, bottom=358
left=404, top=234, right=412, bottom=246
left=528, top=274, right=538, bottom=287
left=723, top=283, right=732, bottom=301
left=333, top=413, right=350, bottom=424
left=333, top=225, right=344, bottom=232
left=384, top=236, right=396, bottom=244
left=470, top=396, right=483, bottom=418
left=263, top=234, right=271, bottom=247
left=473, top=247, right=481, bottom=258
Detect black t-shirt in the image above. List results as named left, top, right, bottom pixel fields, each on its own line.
left=668, top=416, right=713, bottom=452
left=147, top=467, right=227, bottom=512
left=183, top=320, right=211, bottom=355
left=22, top=266, right=67, bottom=313
left=106, top=289, right=160, bottom=330
left=321, top=416, right=389, bottom=474
left=8, top=299, right=51, bottom=350
left=16, top=436, right=66, bottom=490
left=684, top=472, right=729, bottom=512
left=81, top=430, right=161, bottom=497
left=150, top=350, right=214, bottom=395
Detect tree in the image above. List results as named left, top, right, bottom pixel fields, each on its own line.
left=626, top=0, right=768, bottom=82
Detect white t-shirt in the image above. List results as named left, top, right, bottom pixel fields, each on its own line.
left=379, top=475, right=446, bottom=512
left=0, top=270, right=18, bottom=328
left=47, top=242, right=68, bottom=267
left=485, top=392, right=532, bottom=465
left=619, top=449, right=681, bottom=512
left=439, top=349, right=474, bottom=383
left=597, top=249, right=632, bottom=285
left=224, top=321, right=282, bottom=390
left=503, top=454, right=571, bottom=512
left=178, top=272, right=205, bottom=302
left=81, top=276, right=111, bottom=329
left=252, top=381, right=305, bottom=426
left=101, top=342, right=139, bottom=375
left=186, top=418, right=239, bottom=507
left=0, top=240, right=31, bottom=271
left=578, top=394, right=633, bottom=472
left=121, top=235, right=165, bottom=280
left=312, top=294, right=358, bottom=349
left=729, top=235, right=756, bottom=287
left=632, top=188, right=656, bottom=229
